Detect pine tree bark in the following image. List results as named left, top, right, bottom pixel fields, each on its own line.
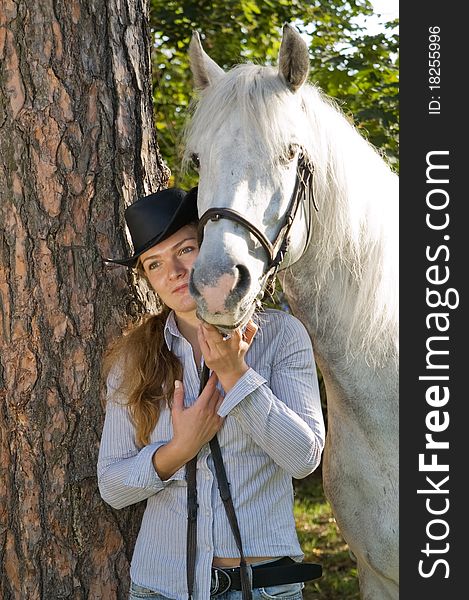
left=0, top=1, right=168, bottom=598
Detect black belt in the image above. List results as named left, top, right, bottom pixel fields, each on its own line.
left=210, top=557, right=322, bottom=597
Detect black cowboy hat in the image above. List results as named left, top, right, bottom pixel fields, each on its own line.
left=105, top=186, right=198, bottom=267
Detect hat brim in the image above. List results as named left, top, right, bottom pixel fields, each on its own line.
left=104, top=187, right=198, bottom=268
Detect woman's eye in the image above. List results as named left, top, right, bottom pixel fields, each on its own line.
left=180, top=246, right=195, bottom=256
left=191, top=154, right=200, bottom=170
left=148, top=261, right=160, bottom=271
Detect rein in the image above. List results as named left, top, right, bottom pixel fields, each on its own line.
left=197, top=154, right=316, bottom=297
left=186, top=364, right=252, bottom=599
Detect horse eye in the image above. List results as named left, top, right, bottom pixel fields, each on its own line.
left=191, top=154, right=200, bottom=170
left=280, top=144, right=297, bottom=165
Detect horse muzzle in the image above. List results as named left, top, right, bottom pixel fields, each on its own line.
left=189, top=263, right=258, bottom=330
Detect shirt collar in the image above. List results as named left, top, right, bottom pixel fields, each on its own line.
left=164, top=310, right=183, bottom=350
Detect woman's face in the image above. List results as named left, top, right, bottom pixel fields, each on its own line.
left=139, top=224, right=199, bottom=315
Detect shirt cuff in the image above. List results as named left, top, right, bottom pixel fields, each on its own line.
left=217, top=368, right=267, bottom=417
left=123, top=442, right=185, bottom=489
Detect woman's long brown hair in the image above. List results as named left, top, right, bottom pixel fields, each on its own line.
left=103, top=222, right=198, bottom=446
left=102, top=305, right=183, bottom=447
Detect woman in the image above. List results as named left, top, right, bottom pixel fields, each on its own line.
left=98, top=187, right=325, bottom=600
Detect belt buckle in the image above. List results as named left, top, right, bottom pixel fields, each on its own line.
left=211, top=567, right=232, bottom=597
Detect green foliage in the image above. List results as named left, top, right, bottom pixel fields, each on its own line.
left=294, top=473, right=360, bottom=599
left=308, top=18, right=399, bottom=169
left=150, top=0, right=398, bottom=186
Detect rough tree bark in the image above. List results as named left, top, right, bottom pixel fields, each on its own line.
left=0, top=1, right=168, bottom=598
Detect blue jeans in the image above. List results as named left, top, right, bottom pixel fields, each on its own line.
left=129, top=581, right=304, bottom=599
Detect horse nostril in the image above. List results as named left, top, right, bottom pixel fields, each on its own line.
left=234, top=264, right=251, bottom=295
left=190, top=263, right=251, bottom=306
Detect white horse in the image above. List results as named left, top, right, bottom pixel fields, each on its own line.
left=184, top=24, right=398, bottom=600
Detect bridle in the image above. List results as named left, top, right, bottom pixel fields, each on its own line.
left=197, top=154, right=317, bottom=297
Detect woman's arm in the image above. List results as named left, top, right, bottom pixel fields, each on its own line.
left=97, top=374, right=175, bottom=509
left=216, top=314, right=325, bottom=478
left=97, top=368, right=224, bottom=508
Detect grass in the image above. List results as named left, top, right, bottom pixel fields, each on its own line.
left=293, top=471, right=360, bottom=600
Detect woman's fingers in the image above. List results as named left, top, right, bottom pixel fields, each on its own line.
left=198, top=322, right=224, bottom=352
left=172, top=379, right=185, bottom=412
left=198, top=322, right=240, bottom=357
left=202, top=376, right=223, bottom=415
left=197, top=324, right=214, bottom=356
left=243, top=319, right=258, bottom=345
left=199, top=319, right=257, bottom=348
left=197, top=372, right=220, bottom=406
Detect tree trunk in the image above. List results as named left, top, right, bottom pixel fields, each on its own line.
left=0, top=1, right=168, bottom=598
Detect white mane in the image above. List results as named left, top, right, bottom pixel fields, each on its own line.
left=183, top=63, right=399, bottom=366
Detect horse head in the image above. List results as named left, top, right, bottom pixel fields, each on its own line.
left=186, top=25, right=313, bottom=331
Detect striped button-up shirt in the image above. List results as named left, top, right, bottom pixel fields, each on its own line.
left=97, top=308, right=325, bottom=599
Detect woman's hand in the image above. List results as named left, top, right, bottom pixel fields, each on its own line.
left=197, top=320, right=258, bottom=392
left=152, top=374, right=223, bottom=480
left=171, top=374, right=223, bottom=455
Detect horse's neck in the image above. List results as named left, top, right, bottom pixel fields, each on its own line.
left=279, top=171, right=398, bottom=413
left=282, top=260, right=398, bottom=443
left=282, top=260, right=395, bottom=360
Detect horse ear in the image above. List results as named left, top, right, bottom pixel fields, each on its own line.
left=189, top=31, right=225, bottom=90
left=278, top=24, right=310, bottom=92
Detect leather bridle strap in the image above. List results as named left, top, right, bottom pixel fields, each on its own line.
left=185, top=361, right=209, bottom=599
left=185, top=455, right=198, bottom=600
left=197, top=154, right=315, bottom=278
left=198, top=207, right=274, bottom=265
left=185, top=364, right=253, bottom=600
left=209, top=434, right=252, bottom=600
